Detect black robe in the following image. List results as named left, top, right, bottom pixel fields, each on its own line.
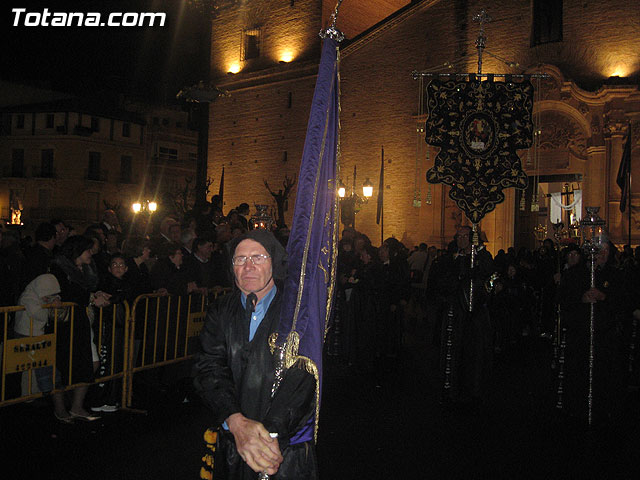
left=558, top=262, right=626, bottom=420
left=434, top=248, right=494, bottom=403
left=50, top=258, right=95, bottom=385
left=193, top=286, right=317, bottom=479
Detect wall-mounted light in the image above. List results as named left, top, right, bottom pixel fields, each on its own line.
left=279, top=52, right=294, bottom=63
left=228, top=63, right=241, bottom=74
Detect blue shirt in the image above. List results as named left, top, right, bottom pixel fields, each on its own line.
left=241, top=285, right=277, bottom=341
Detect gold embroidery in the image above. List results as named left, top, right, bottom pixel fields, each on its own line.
left=279, top=44, right=341, bottom=445
left=318, top=261, right=329, bottom=284
left=290, top=50, right=338, bottom=334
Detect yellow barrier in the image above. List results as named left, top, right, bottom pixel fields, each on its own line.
left=1, top=287, right=230, bottom=411
left=1, top=302, right=129, bottom=408
left=122, top=287, right=230, bottom=410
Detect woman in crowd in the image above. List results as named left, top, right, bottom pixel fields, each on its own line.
left=50, top=235, right=111, bottom=421
left=150, top=242, right=197, bottom=296
left=122, top=236, right=155, bottom=299
left=14, top=274, right=70, bottom=420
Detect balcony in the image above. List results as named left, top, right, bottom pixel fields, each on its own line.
left=85, top=168, right=108, bottom=182
left=32, top=166, right=57, bottom=179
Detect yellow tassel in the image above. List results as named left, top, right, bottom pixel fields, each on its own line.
left=200, top=466, right=213, bottom=480
left=203, top=428, right=217, bottom=444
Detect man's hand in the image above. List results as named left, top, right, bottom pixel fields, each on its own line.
left=226, top=413, right=283, bottom=474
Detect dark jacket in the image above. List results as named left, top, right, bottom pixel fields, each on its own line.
left=193, top=287, right=315, bottom=448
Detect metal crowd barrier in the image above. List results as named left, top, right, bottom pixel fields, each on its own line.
left=122, top=287, right=230, bottom=410
left=1, top=287, right=231, bottom=411
left=0, top=302, right=121, bottom=407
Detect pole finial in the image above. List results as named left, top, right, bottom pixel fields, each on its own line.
left=319, top=0, right=345, bottom=41
left=473, top=9, right=492, bottom=75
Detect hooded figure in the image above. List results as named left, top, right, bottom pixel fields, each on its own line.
left=14, top=274, right=61, bottom=397
left=14, top=274, right=61, bottom=337
left=226, top=229, right=288, bottom=284
left=195, top=229, right=317, bottom=479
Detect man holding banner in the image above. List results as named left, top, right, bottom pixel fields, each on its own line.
left=194, top=230, right=317, bottom=479
left=195, top=15, right=342, bottom=478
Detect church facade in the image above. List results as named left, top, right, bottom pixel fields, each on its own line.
left=207, top=0, right=640, bottom=251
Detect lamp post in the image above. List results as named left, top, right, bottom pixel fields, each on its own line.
left=580, top=206, right=606, bottom=426
left=337, top=165, right=373, bottom=228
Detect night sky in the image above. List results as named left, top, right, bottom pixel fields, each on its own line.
left=1, top=0, right=209, bottom=102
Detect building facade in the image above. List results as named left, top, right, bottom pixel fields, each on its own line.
left=208, top=0, right=639, bottom=250
left=0, top=91, right=199, bottom=231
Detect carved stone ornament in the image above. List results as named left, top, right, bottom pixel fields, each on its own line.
left=539, top=110, right=588, bottom=159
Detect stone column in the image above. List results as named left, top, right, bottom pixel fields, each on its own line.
left=604, top=120, right=627, bottom=241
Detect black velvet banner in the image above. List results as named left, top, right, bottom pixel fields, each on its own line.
left=425, top=78, right=533, bottom=223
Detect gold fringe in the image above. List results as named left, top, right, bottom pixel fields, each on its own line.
left=283, top=331, right=321, bottom=443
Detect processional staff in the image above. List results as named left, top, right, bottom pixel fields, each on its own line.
left=580, top=207, right=606, bottom=426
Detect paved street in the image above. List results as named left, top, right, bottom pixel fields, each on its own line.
left=3, top=318, right=639, bottom=479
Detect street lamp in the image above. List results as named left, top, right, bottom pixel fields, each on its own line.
left=132, top=200, right=157, bottom=214
left=362, top=178, right=374, bottom=198
left=338, top=166, right=374, bottom=228
left=337, top=180, right=347, bottom=199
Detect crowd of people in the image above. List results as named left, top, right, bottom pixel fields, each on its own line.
left=0, top=196, right=263, bottom=421
left=333, top=225, right=640, bottom=425
left=2, top=200, right=639, bottom=429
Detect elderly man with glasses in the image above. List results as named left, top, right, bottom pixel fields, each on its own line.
left=194, top=229, right=317, bottom=479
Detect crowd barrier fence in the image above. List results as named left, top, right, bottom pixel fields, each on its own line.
left=0, top=288, right=231, bottom=411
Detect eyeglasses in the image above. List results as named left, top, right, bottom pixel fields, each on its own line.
left=110, top=262, right=127, bottom=268
left=232, top=254, right=271, bottom=266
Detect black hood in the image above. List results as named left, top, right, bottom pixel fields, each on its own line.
left=227, top=230, right=288, bottom=281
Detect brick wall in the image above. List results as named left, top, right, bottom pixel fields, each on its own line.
left=208, top=0, right=640, bottom=248
left=210, top=0, right=322, bottom=78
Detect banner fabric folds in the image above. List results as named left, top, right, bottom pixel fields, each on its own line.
left=275, top=37, right=340, bottom=443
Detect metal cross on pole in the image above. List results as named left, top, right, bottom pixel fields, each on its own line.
left=473, top=9, right=491, bottom=75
